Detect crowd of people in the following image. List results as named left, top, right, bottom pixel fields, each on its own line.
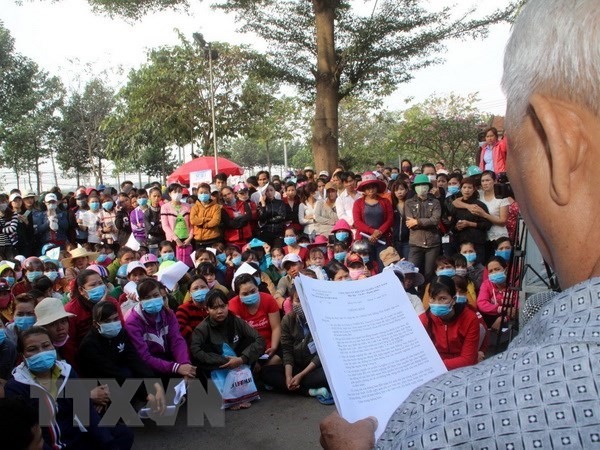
left=0, top=149, right=521, bottom=448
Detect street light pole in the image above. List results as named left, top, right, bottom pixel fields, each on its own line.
left=192, top=32, right=219, bottom=174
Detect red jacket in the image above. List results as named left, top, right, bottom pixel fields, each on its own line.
left=352, top=196, right=394, bottom=241
left=420, top=307, right=480, bottom=370
left=222, top=200, right=253, bottom=247
left=479, top=138, right=507, bottom=173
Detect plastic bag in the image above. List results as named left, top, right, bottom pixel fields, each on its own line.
left=210, top=343, right=260, bottom=409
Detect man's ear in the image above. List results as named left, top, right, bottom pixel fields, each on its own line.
left=528, top=93, right=588, bottom=206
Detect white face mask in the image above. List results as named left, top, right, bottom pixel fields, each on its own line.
left=415, top=185, right=429, bottom=197
left=170, top=192, right=182, bottom=202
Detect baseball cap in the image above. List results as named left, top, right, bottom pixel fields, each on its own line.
left=44, top=193, right=57, bottom=203
left=8, top=193, right=21, bottom=202
left=23, top=191, right=37, bottom=199
left=140, top=254, right=159, bottom=265
left=126, top=261, right=147, bottom=276
left=282, top=253, right=302, bottom=268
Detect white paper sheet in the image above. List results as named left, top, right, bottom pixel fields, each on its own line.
left=295, top=271, right=447, bottom=440
left=156, top=261, right=190, bottom=291
left=46, top=247, right=61, bottom=261
left=125, top=233, right=141, bottom=251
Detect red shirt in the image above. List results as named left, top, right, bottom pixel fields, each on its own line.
left=228, top=292, right=278, bottom=349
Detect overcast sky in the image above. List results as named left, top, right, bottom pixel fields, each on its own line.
left=3, top=0, right=511, bottom=114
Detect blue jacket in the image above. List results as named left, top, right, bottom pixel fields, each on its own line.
left=33, top=210, right=69, bottom=248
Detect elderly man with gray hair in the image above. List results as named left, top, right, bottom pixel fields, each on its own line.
left=319, top=0, right=600, bottom=447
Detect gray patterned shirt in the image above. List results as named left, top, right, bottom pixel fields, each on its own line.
left=377, top=277, right=600, bottom=449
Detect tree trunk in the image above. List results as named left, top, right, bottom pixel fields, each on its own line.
left=98, top=157, right=103, bottom=184
left=50, top=151, right=59, bottom=187
left=312, top=0, right=340, bottom=175
left=265, top=141, right=272, bottom=173
left=76, top=172, right=81, bottom=187
left=14, top=169, right=20, bottom=191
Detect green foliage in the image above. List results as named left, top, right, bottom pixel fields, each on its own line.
left=58, top=78, right=115, bottom=184
left=392, top=93, right=490, bottom=170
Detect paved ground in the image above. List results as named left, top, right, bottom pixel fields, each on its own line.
left=133, top=389, right=335, bottom=449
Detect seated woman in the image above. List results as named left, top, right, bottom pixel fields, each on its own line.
left=195, top=262, right=229, bottom=296
left=5, top=326, right=134, bottom=450
left=260, top=286, right=333, bottom=405
left=34, top=297, right=78, bottom=368
left=78, top=300, right=166, bottom=412
left=477, top=256, right=515, bottom=329
left=229, top=273, right=282, bottom=366
left=421, top=276, right=480, bottom=370
left=190, top=290, right=265, bottom=409
left=324, top=260, right=351, bottom=282
left=282, top=227, right=309, bottom=261
left=176, top=274, right=210, bottom=344
left=125, top=278, right=196, bottom=379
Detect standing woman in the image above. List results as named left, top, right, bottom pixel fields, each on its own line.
left=352, top=172, right=393, bottom=271
left=98, top=192, right=118, bottom=245
left=190, top=183, right=222, bottom=249
left=298, top=181, right=319, bottom=240
left=161, top=183, right=193, bottom=266
left=0, top=194, right=19, bottom=260
left=9, top=193, right=32, bottom=257
left=257, top=183, right=291, bottom=246
left=19, top=191, right=37, bottom=257
left=282, top=227, right=309, bottom=262
left=478, top=127, right=507, bottom=174
left=449, top=177, right=492, bottom=265
left=283, top=182, right=303, bottom=234
left=400, top=159, right=415, bottom=181
left=314, top=187, right=338, bottom=237
left=144, top=187, right=166, bottom=256
left=221, top=186, right=253, bottom=249
left=473, top=171, right=509, bottom=260
left=390, top=180, right=410, bottom=259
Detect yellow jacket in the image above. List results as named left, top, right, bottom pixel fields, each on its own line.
left=190, top=201, right=222, bottom=242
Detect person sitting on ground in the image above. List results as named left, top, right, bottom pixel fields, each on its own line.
left=477, top=255, right=515, bottom=330
left=260, top=286, right=333, bottom=405
left=453, top=253, right=479, bottom=304
left=276, top=254, right=304, bottom=302
left=324, top=260, right=351, bottom=282
left=176, top=274, right=210, bottom=345
left=190, top=289, right=265, bottom=409
left=346, top=253, right=370, bottom=281
left=459, top=241, right=485, bottom=291
left=6, top=293, right=37, bottom=342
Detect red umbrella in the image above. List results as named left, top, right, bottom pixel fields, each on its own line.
left=167, top=156, right=244, bottom=186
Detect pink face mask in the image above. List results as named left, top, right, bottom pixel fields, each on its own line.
left=348, top=268, right=364, bottom=280
left=207, top=280, right=217, bottom=289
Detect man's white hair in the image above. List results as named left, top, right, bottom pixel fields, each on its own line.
left=502, top=0, right=600, bottom=128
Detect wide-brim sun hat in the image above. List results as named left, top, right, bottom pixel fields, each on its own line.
left=357, top=172, right=386, bottom=193
left=34, top=297, right=75, bottom=326
left=61, top=246, right=100, bottom=268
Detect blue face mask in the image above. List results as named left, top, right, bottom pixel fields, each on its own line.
left=390, top=173, right=398, bottom=180
left=335, top=231, right=349, bottom=242
left=334, top=251, right=347, bottom=262
left=430, top=303, right=453, bottom=317
left=495, top=249, right=512, bottom=262
left=161, top=252, right=175, bottom=262
left=5, top=276, right=15, bottom=286
left=232, top=256, right=242, bottom=266
left=448, top=185, right=460, bottom=195
left=26, top=271, right=43, bottom=283
left=86, top=285, right=106, bottom=303
left=241, top=292, right=260, bottom=306
left=199, top=193, right=211, bottom=203
left=284, top=236, right=297, bottom=246
left=436, top=268, right=456, bottom=277
left=25, top=349, right=57, bottom=373
left=455, top=295, right=468, bottom=304
left=96, top=254, right=108, bottom=263
left=361, top=255, right=370, bottom=264
left=191, top=288, right=209, bottom=303
left=0, top=328, right=6, bottom=345
left=489, top=272, right=507, bottom=285
left=99, top=321, right=122, bottom=339
left=102, top=201, right=114, bottom=210
left=14, top=316, right=36, bottom=331
left=45, top=271, right=59, bottom=282
left=462, top=252, right=477, bottom=263
left=138, top=198, right=148, bottom=207
left=216, top=253, right=227, bottom=263
left=141, top=297, right=164, bottom=314
left=89, top=202, right=100, bottom=211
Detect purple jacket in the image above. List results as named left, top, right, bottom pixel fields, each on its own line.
left=129, top=207, right=146, bottom=242
left=125, top=303, right=190, bottom=375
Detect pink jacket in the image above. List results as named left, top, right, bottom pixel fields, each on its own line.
left=479, top=138, right=507, bottom=173
left=160, top=202, right=191, bottom=242
left=477, top=279, right=508, bottom=316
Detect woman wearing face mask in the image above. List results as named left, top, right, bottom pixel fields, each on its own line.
left=422, top=276, right=480, bottom=370
left=477, top=256, right=516, bottom=330
left=65, top=269, right=121, bottom=348
left=221, top=186, right=253, bottom=249
left=229, top=273, right=282, bottom=366
left=78, top=194, right=102, bottom=246
left=8, top=192, right=34, bottom=258
left=33, top=297, right=78, bottom=367
left=190, top=183, right=222, bottom=250
left=298, top=181, right=319, bottom=239
left=130, top=188, right=149, bottom=246
left=262, top=247, right=286, bottom=286
left=0, top=193, right=19, bottom=260
left=5, top=327, right=134, bottom=450
left=69, top=191, right=90, bottom=245
left=400, top=159, right=415, bottom=181
left=282, top=227, right=308, bottom=262
left=32, top=193, right=69, bottom=256
left=144, top=187, right=166, bottom=256
left=125, top=278, right=196, bottom=378
left=11, top=257, right=46, bottom=298
left=260, top=286, right=333, bottom=404
left=176, top=275, right=210, bottom=344
left=6, top=293, right=37, bottom=343
left=78, top=300, right=166, bottom=415
left=161, top=183, right=194, bottom=266
left=405, top=174, right=442, bottom=286
left=314, top=187, right=338, bottom=237
left=97, top=193, right=118, bottom=245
